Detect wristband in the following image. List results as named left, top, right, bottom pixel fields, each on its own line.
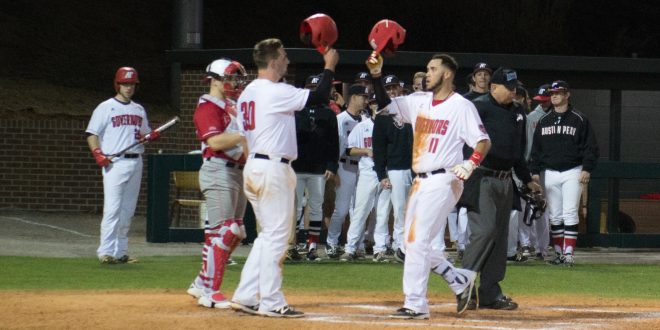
left=469, top=151, right=483, bottom=167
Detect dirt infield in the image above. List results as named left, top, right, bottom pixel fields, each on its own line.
left=1, top=290, right=659, bottom=329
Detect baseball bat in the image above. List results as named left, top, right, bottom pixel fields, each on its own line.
left=107, top=116, right=180, bottom=158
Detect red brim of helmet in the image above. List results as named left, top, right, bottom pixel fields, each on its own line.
left=533, top=96, right=551, bottom=102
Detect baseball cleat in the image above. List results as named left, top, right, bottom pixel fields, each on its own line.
left=325, top=245, right=341, bottom=259
left=456, top=271, right=477, bottom=314
left=187, top=283, right=203, bottom=299
left=563, top=253, right=574, bottom=267
left=339, top=252, right=358, bottom=262
left=547, top=252, right=565, bottom=266
left=389, top=307, right=430, bottom=320
left=226, top=258, right=238, bottom=266
left=230, top=301, right=259, bottom=315
left=506, top=252, right=529, bottom=263
left=286, top=248, right=303, bottom=261
left=259, top=305, right=304, bottom=318
left=372, top=251, right=389, bottom=262
left=306, top=248, right=320, bottom=261
left=117, top=255, right=139, bottom=264
left=521, top=246, right=532, bottom=258
left=394, top=248, right=406, bottom=263
left=198, top=292, right=230, bottom=309
left=99, top=255, right=117, bottom=264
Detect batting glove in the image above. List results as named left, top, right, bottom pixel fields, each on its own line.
left=92, top=148, right=111, bottom=168
left=451, top=160, right=477, bottom=181
left=366, top=51, right=383, bottom=76
left=144, top=130, right=161, bottom=142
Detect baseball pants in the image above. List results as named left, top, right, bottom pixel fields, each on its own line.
left=544, top=166, right=582, bottom=255
left=327, top=162, right=358, bottom=248
left=293, top=173, right=326, bottom=247
left=345, top=170, right=389, bottom=254
left=192, top=158, right=247, bottom=295
left=448, top=207, right=470, bottom=251
left=402, top=173, right=465, bottom=314
left=97, top=157, right=142, bottom=259
left=463, top=176, right=514, bottom=306
left=233, top=157, right=296, bottom=313
left=387, top=169, right=412, bottom=252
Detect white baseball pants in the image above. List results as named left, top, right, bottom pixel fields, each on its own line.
left=97, top=157, right=142, bottom=259
left=233, top=157, right=295, bottom=312
left=327, top=162, right=358, bottom=248
left=345, top=170, right=389, bottom=254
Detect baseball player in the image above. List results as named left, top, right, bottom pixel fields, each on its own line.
left=530, top=80, right=599, bottom=267
left=186, top=59, right=248, bottom=309
left=290, top=74, right=340, bottom=261
left=86, top=67, right=159, bottom=264
left=463, top=62, right=492, bottom=101
left=340, top=84, right=392, bottom=262
left=373, top=74, right=413, bottom=260
left=231, top=38, right=338, bottom=318
left=368, top=53, right=491, bottom=319
left=325, top=80, right=365, bottom=259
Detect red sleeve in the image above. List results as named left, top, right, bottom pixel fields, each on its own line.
left=193, top=101, right=231, bottom=142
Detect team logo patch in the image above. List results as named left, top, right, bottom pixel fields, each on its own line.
left=517, top=114, right=524, bottom=122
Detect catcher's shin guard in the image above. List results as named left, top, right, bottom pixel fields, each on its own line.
left=210, top=219, right=246, bottom=291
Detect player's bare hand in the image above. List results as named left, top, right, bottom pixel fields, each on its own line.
left=579, top=171, right=591, bottom=184
left=333, top=91, right=345, bottom=107
left=323, top=48, right=339, bottom=71
left=380, top=178, right=392, bottom=190
left=324, top=170, right=335, bottom=181
left=366, top=51, right=383, bottom=76
left=532, top=174, right=541, bottom=184
left=451, top=160, right=477, bottom=181
left=527, top=181, right=542, bottom=194
left=367, top=149, right=374, bottom=158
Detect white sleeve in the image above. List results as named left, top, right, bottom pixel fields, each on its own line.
left=461, top=101, right=490, bottom=149
left=347, top=125, right=361, bottom=149
left=272, top=83, right=310, bottom=113
left=85, top=104, right=107, bottom=136
left=384, top=95, right=415, bottom=124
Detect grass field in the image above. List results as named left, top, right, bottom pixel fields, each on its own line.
left=2, top=256, right=659, bottom=300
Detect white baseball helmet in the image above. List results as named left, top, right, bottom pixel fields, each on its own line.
left=205, top=59, right=247, bottom=99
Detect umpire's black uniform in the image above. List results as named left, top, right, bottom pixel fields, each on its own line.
left=460, top=89, right=532, bottom=308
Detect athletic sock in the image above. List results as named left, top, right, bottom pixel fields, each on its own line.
left=563, top=224, right=578, bottom=255
left=308, top=220, right=322, bottom=250
left=550, top=223, right=565, bottom=254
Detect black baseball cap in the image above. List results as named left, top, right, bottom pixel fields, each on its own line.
left=368, top=93, right=377, bottom=104
left=533, top=84, right=552, bottom=101
left=383, top=74, right=400, bottom=87
left=355, top=71, right=370, bottom=83
left=473, top=62, right=493, bottom=75
left=515, top=81, right=527, bottom=97
left=305, top=74, right=321, bottom=88
left=347, top=84, right=369, bottom=98
left=490, top=67, right=519, bottom=90
left=549, top=80, right=570, bottom=92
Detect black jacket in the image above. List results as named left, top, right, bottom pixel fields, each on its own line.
left=530, top=104, right=599, bottom=174
left=373, top=115, right=413, bottom=181
left=292, top=104, right=340, bottom=174
left=459, top=93, right=531, bottom=211
left=463, top=90, right=488, bottom=101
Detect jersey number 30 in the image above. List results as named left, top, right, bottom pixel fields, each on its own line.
left=240, top=101, right=255, bottom=131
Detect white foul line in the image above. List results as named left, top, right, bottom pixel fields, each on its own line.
left=0, top=216, right=95, bottom=238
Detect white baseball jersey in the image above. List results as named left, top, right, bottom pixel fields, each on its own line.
left=236, top=79, right=309, bottom=160
left=347, top=119, right=375, bottom=172
left=86, top=97, right=151, bottom=155
left=385, top=92, right=489, bottom=173
left=336, top=111, right=362, bottom=162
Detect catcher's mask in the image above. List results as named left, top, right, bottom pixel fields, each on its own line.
left=521, top=187, right=547, bottom=226
left=204, top=59, right=248, bottom=100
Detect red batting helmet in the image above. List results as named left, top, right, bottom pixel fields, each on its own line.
left=300, top=13, right=338, bottom=54
left=114, top=67, right=139, bottom=92
left=205, top=59, right=248, bottom=100
left=368, top=19, right=406, bottom=56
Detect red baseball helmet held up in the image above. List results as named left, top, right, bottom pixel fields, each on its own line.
left=114, top=67, right=139, bottom=92
left=368, top=19, right=406, bottom=56
left=300, top=13, right=338, bottom=54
